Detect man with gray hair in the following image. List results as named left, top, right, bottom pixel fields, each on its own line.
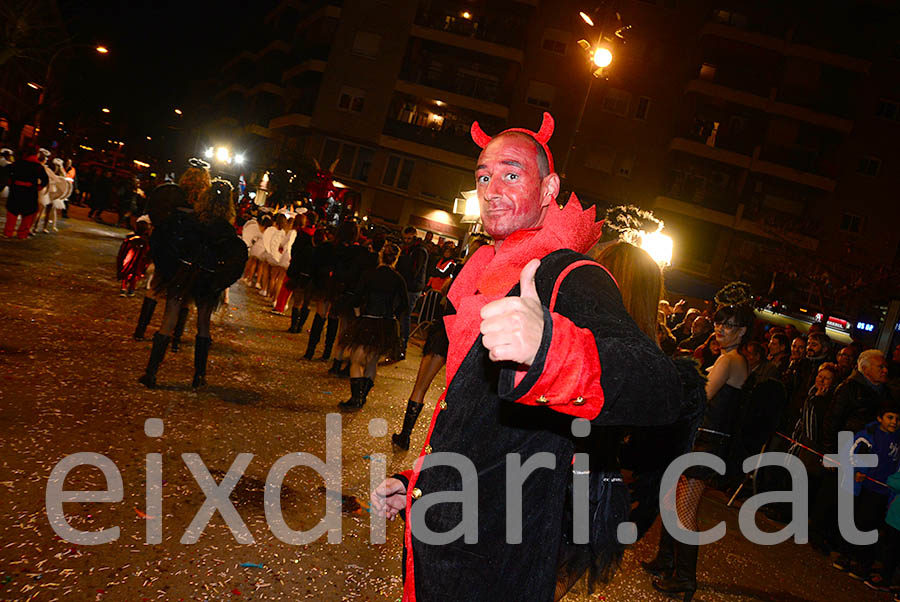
left=813, top=349, right=893, bottom=555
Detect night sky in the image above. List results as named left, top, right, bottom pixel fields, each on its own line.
left=55, top=0, right=276, bottom=151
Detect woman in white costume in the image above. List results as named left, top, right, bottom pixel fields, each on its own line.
left=33, top=151, right=72, bottom=234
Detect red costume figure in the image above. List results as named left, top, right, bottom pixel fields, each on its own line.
left=116, top=220, right=151, bottom=296
left=371, top=113, right=683, bottom=601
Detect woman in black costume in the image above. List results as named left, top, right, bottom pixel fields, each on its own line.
left=646, top=282, right=752, bottom=602
left=337, top=243, right=408, bottom=411
left=138, top=178, right=248, bottom=389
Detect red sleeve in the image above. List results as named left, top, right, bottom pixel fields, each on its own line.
left=499, top=307, right=604, bottom=420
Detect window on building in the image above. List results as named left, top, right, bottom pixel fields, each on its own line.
left=617, top=155, right=635, bottom=178
left=601, top=88, right=631, bottom=116
left=352, top=32, right=381, bottom=59
left=338, top=86, right=365, bottom=113
left=320, top=139, right=376, bottom=181
left=354, top=147, right=375, bottom=181
left=712, top=9, right=749, bottom=28
left=875, top=98, right=899, bottom=121
left=634, top=96, right=651, bottom=120
left=857, top=155, right=882, bottom=177
left=526, top=81, right=556, bottom=109
left=383, top=155, right=415, bottom=190
left=840, top=213, right=863, bottom=234
left=541, top=29, right=570, bottom=55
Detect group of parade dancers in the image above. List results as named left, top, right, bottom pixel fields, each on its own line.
left=123, top=157, right=452, bottom=421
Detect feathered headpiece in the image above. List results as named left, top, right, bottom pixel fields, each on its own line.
left=471, top=111, right=556, bottom=173
left=188, top=157, right=210, bottom=169
left=714, top=281, right=753, bottom=308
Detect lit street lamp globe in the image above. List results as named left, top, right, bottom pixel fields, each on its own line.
left=593, top=47, right=613, bottom=68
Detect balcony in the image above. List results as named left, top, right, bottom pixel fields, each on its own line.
left=685, top=79, right=854, bottom=133
left=395, top=79, right=508, bottom=119
left=701, top=21, right=870, bottom=73
left=753, top=146, right=837, bottom=192
left=414, top=1, right=526, bottom=50
left=269, top=113, right=311, bottom=131
left=383, top=118, right=479, bottom=159
left=669, top=137, right=752, bottom=170
left=398, top=60, right=509, bottom=106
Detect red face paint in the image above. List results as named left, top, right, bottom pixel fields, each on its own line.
left=475, top=135, right=547, bottom=240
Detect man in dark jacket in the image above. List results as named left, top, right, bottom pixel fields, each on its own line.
left=823, top=349, right=891, bottom=454
left=3, top=146, right=48, bottom=239
left=396, top=226, right=428, bottom=358
left=812, top=349, right=892, bottom=554
left=371, top=113, right=681, bottom=601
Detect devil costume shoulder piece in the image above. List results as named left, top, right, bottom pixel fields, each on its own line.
left=395, top=113, right=683, bottom=602
left=117, top=233, right=151, bottom=282
left=150, top=209, right=247, bottom=306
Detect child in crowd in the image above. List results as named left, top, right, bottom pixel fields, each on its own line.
left=837, top=401, right=900, bottom=582
left=116, top=217, right=152, bottom=296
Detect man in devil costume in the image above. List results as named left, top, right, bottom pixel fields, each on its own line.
left=371, top=113, right=682, bottom=601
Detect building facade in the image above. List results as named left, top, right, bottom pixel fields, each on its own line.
left=201, top=0, right=899, bottom=317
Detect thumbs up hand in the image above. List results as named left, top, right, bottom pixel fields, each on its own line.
left=479, top=259, right=544, bottom=366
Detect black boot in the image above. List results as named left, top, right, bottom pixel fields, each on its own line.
left=304, top=314, right=325, bottom=360
left=298, top=306, right=309, bottom=332
left=171, top=307, right=190, bottom=352
left=338, top=361, right=350, bottom=378
left=642, top=527, right=676, bottom=578
left=339, top=377, right=370, bottom=411
left=319, top=317, right=339, bottom=361
left=392, top=400, right=425, bottom=450
left=287, top=307, right=301, bottom=333
left=139, top=333, right=171, bottom=388
left=652, top=541, right=698, bottom=602
left=328, top=358, right=343, bottom=375
left=192, top=336, right=212, bottom=389
left=133, top=297, right=158, bottom=341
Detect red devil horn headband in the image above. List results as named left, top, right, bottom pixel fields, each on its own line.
left=470, top=112, right=556, bottom=172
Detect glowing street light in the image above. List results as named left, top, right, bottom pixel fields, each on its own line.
left=101, top=107, right=110, bottom=113
left=28, top=82, right=42, bottom=90
left=95, top=46, right=109, bottom=54
left=174, top=108, right=183, bottom=115
left=593, top=47, right=613, bottom=68
left=204, top=147, right=214, bottom=159
left=234, top=153, right=245, bottom=165
left=641, top=231, right=674, bottom=267
left=579, top=11, right=594, bottom=26
left=216, top=147, right=229, bottom=162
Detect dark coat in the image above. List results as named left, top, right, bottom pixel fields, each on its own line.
left=397, top=241, right=429, bottom=293
left=6, top=158, right=48, bottom=216
left=402, top=249, right=681, bottom=602
left=823, top=370, right=892, bottom=454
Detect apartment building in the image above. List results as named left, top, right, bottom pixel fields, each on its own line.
left=201, top=0, right=899, bottom=308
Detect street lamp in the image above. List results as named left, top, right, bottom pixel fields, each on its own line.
left=101, top=107, right=110, bottom=113
left=34, top=44, right=109, bottom=139
left=174, top=108, right=183, bottom=115
left=559, top=5, right=629, bottom=179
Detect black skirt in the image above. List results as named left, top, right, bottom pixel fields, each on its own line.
left=683, top=430, right=733, bottom=484
left=340, top=316, right=401, bottom=356
left=422, top=317, right=449, bottom=358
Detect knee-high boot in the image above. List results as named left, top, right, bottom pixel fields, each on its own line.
left=298, top=306, right=309, bottom=332
left=320, top=316, right=339, bottom=361
left=139, top=333, right=171, bottom=388
left=304, top=314, right=325, bottom=360
left=171, top=307, right=190, bottom=352
left=192, top=336, right=212, bottom=389
left=652, top=541, right=698, bottom=602
left=391, top=400, right=425, bottom=450
left=133, top=297, right=158, bottom=341
left=642, top=527, right=676, bottom=578
left=339, top=377, right=371, bottom=411
left=288, top=307, right=301, bottom=333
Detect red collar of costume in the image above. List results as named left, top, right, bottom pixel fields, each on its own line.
left=443, top=194, right=604, bottom=384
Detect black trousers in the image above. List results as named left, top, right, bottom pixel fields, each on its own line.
left=849, top=488, right=888, bottom=572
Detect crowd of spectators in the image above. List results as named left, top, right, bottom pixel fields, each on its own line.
left=658, top=297, right=900, bottom=594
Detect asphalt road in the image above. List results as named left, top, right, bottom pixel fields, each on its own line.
left=0, top=210, right=883, bottom=601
